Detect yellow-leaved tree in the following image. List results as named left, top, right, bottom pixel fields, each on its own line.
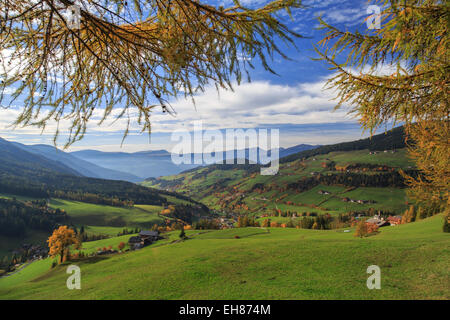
left=47, top=226, right=81, bottom=264
left=316, top=0, right=449, bottom=218
left=0, top=0, right=303, bottom=147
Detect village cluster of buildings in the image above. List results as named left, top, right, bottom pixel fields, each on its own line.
left=218, top=218, right=236, bottom=229
left=342, top=197, right=376, bottom=204
left=365, top=215, right=402, bottom=227
left=12, top=244, right=48, bottom=261
left=200, top=215, right=236, bottom=229
left=369, top=150, right=397, bottom=155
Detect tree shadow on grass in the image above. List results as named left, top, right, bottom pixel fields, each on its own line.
left=79, top=255, right=110, bottom=265
left=31, top=256, right=110, bottom=283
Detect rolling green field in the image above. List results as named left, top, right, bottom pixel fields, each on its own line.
left=48, top=199, right=164, bottom=228
left=0, top=194, right=169, bottom=260
left=0, top=193, right=167, bottom=230
left=1, top=214, right=448, bottom=300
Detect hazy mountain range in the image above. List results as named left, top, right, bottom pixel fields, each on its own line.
left=70, top=144, right=319, bottom=180
left=0, top=137, right=318, bottom=182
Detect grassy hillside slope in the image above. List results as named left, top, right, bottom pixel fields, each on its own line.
left=0, top=193, right=179, bottom=260
left=143, top=148, right=413, bottom=216
left=1, top=215, right=448, bottom=300
left=48, top=199, right=164, bottom=228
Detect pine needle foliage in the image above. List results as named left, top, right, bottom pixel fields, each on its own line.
left=315, top=0, right=449, bottom=211
left=0, top=0, right=303, bottom=146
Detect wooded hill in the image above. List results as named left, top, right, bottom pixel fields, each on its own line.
left=0, top=137, right=205, bottom=208
left=143, top=126, right=415, bottom=218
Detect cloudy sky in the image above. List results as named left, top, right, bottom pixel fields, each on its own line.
left=0, top=0, right=390, bottom=152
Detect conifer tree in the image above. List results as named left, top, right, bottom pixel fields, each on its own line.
left=316, top=0, right=449, bottom=213
left=0, top=0, right=303, bottom=146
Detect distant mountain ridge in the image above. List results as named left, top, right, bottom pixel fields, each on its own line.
left=71, top=144, right=319, bottom=179
left=144, top=125, right=408, bottom=183
left=71, top=149, right=199, bottom=179
left=0, top=136, right=203, bottom=207
left=0, top=137, right=319, bottom=182
left=11, top=142, right=142, bottom=183
left=0, top=137, right=80, bottom=177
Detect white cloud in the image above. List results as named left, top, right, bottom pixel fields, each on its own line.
left=0, top=77, right=356, bottom=146
left=319, top=7, right=367, bottom=26
left=1, top=60, right=405, bottom=151
left=150, top=78, right=352, bottom=132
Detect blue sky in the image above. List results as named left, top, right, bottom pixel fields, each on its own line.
left=0, top=0, right=389, bottom=152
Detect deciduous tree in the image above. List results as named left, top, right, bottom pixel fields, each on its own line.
left=47, top=225, right=81, bottom=263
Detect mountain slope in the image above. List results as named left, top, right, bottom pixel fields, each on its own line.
left=71, top=144, right=319, bottom=179
left=142, top=126, right=414, bottom=216
left=279, top=144, right=320, bottom=158
left=0, top=137, right=205, bottom=208
left=280, top=126, right=406, bottom=163
left=71, top=149, right=199, bottom=179
left=0, top=137, right=81, bottom=177
left=13, top=143, right=142, bottom=183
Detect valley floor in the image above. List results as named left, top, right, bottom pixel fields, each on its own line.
left=0, top=215, right=448, bottom=300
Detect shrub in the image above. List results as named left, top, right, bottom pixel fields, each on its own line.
left=270, top=221, right=280, bottom=228
left=262, top=219, right=271, bottom=228
left=366, top=223, right=379, bottom=234
left=354, top=220, right=369, bottom=238
left=354, top=221, right=379, bottom=237
left=401, top=206, right=416, bottom=224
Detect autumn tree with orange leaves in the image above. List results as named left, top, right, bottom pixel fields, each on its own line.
left=47, top=226, right=81, bottom=264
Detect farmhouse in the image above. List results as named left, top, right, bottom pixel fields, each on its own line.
left=366, top=217, right=390, bottom=227
left=128, top=230, right=160, bottom=250
left=139, top=230, right=160, bottom=241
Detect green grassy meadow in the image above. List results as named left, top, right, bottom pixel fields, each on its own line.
left=48, top=199, right=164, bottom=228
left=0, top=194, right=169, bottom=260
left=1, top=214, right=448, bottom=300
